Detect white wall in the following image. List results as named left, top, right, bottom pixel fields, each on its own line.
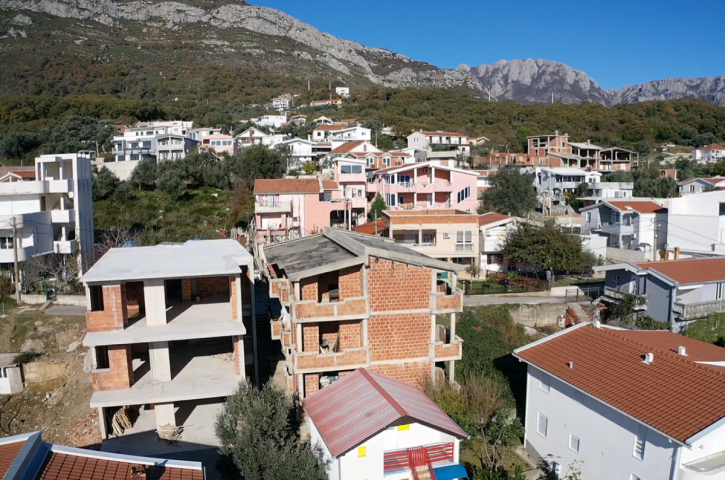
left=679, top=427, right=725, bottom=480
left=525, top=366, right=677, bottom=480
left=581, top=234, right=607, bottom=261
left=102, top=159, right=140, bottom=181
left=667, top=191, right=725, bottom=255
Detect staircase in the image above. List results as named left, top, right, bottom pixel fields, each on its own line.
left=255, top=312, right=274, bottom=358
left=415, top=465, right=433, bottom=480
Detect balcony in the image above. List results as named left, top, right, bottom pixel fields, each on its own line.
left=292, top=296, right=370, bottom=323
left=683, top=449, right=725, bottom=474
left=384, top=443, right=455, bottom=475
left=255, top=201, right=292, bottom=213
left=673, top=299, right=725, bottom=321
left=48, top=179, right=73, bottom=193
left=293, top=346, right=369, bottom=373
left=430, top=291, right=463, bottom=313
left=53, top=239, right=77, bottom=255
left=269, top=279, right=292, bottom=306
left=50, top=209, right=75, bottom=224
left=431, top=336, right=463, bottom=361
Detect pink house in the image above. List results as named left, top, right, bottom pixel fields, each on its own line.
left=201, top=133, right=235, bottom=156
left=254, top=178, right=358, bottom=244
left=366, top=162, right=479, bottom=213
left=333, top=158, right=368, bottom=225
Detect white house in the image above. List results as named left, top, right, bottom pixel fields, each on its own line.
left=535, top=167, right=601, bottom=204
left=136, top=120, right=193, bottom=137
left=678, top=177, right=725, bottom=196
left=272, top=94, right=294, bottom=112
left=692, top=143, right=725, bottom=163
left=515, top=322, right=725, bottom=480
left=407, top=131, right=471, bottom=156
left=304, top=368, right=468, bottom=480
left=335, top=86, right=350, bottom=98
left=580, top=181, right=635, bottom=205
left=0, top=353, right=22, bottom=394
left=328, top=126, right=371, bottom=144
left=235, top=127, right=270, bottom=148
left=478, top=213, right=517, bottom=276
left=313, top=125, right=344, bottom=142
left=665, top=190, right=725, bottom=257
left=0, top=153, right=94, bottom=270
left=312, top=116, right=334, bottom=126
left=252, top=115, right=287, bottom=129
left=580, top=200, right=668, bottom=261
left=188, top=127, right=222, bottom=142
left=156, top=134, right=199, bottom=161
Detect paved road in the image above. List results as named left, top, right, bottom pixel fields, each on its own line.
left=44, top=305, right=86, bottom=316
left=463, top=295, right=566, bottom=306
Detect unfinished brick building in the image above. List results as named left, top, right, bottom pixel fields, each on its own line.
left=81, top=240, right=255, bottom=453
left=261, top=228, right=463, bottom=399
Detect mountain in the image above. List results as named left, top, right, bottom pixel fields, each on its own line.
left=0, top=0, right=723, bottom=106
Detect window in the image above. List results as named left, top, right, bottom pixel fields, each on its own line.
left=624, top=215, right=631, bottom=226
left=367, top=156, right=374, bottom=166
left=719, top=203, right=725, bottom=216
left=399, top=175, right=411, bottom=186
left=457, top=187, right=471, bottom=203
left=90, top=285, right=104, bottom=312
left=0, top=236, right=13, bottom=249
left=539, top=375, right=551, bottom=393
left=358, top=189, right=363, bottom=197
left=585, top=212, right=591, bottom=222
left=537, top=413, right=548, bottom=438
left=94, top=346, right=110, bottom=370
left=398, top=195, right=405, bottom=205
left=357, top=446, right=366, bottom=457
left=456, top=231, right=473, bottom=252
left=130, top=154, right=140, bottom=161
left=569, top=434, right=580, bottom=453
left=611, top=211, right=620, bottom=225
left=383, top=157, right=390, bottom=166
left=341, top=164, right=362, bottom=174
left=717, top=282, right=725, bottom=300
left=633, top=426, right=647, bottom=460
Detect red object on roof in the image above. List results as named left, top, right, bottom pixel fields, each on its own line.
left=37, top=452, right=204, bottom=480
left=605, top=200, right=667, bottom=214
left=515, top=324, right=725, bottom=443
left=0, top=439, right=26, bottom=477
left=478, top=212, right=512, bottom=226
left=634, top=258, right=725, bottom=284
left=254, top=178, right=320, bottom=194
left=353, top=219, right=388, bottom=235
left=304, top=368, right=467, bottom=457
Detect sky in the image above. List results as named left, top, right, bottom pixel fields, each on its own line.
left=251, top=0, right=725, bottom=90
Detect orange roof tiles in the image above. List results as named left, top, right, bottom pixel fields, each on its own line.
left=37, top=452, right=205, bottom=480
left=329, top=141, right=368, bottom=154
left=322, top=181, right=339, bottom=190
left=478, top=212, right=512, bottom=226
left=254, top=178, right=320, bottom=194
left=0, top=439, right=25, bottom=477
left=314, top=125, right=344, bottom=131
left=634, top=258, right=725, bottom=284
left=515, top=324, right=725, bottom=443
left=606, top=201, right=667, bottom=214
left=700, top=143, right=725, bottom=151
left=353, top=219, right=388, bottom=235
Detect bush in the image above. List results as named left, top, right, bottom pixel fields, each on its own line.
left=93, top=167, right=120, bottom=201
left=686, top=313, right=725, bottom=346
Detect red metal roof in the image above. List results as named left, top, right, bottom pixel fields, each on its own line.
left=0, top=439, right=26, bottom=477
left=515, top=324, right=725, bottom=443
left=605, top=200, right=667, bottom=214
left=353, top=219, right=388, bottom=235
left=304, top=369, right=467, bottom=457
left=634, top=258, right=725, bottom=284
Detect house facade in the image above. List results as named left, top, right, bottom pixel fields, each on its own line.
left=261, top=228, right=464, bottom=399
left=344, top=151, right=411, bottom=171
left=478, top=213, right=516, bottom=276
left=81, top=240, right=255, bottom=445
left=253, top=115, right=287, bottom=129
left=367, top=163, right=479, bottom=213
left=272, top=94, right=294, bottom=111
left=678, top=177, right=725, bottom=195
left=305, top=368, right=468, bottom=480
left=598, top=257, right=725, bottom=331
left=156, top=134, right=198, bottom=161
left=200, top=134, right=235, bottom=156
left=333, top=158, right=368, bottom=226
left=665, top=190, right=725, bottom=257
left=581, top=200, right=668, bottom=261
left=335, top=86, right=350, bottom=98
left=580, top=181, right=635, bottom=205
left=535, top=167, right=601, bottom=204
left=515, top=323, right=725, bottom=480
left=407, top=131, right=471, bottom=156
left=692, top=143, right=725, bottom=163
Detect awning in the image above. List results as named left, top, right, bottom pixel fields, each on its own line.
left=433, top=464, right=468, bottom=480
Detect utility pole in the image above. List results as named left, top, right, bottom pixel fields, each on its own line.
left=12, top=217, right=20, bottom=303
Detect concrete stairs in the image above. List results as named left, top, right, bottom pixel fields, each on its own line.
left=415, top=465, right=432, bottom=480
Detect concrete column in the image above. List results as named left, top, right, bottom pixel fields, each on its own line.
left=450, top=312, right=456, bottom=342
left=149, top=341, right=171, bottom=383
left=235, top=274, right=243, bottom=322
left=155, top=402, right=176, bottom=428
left=448, top=360, right=456, bottom=384
left=98, top=408, right=107, bottom=439
left=144, top=279, right=167, bottom=326
left=236, top=335, right=245, bottom=378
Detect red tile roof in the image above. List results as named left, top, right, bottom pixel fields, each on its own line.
left=353, top=219, right=388, bottom=235
left=634, top=258, right=725, bottom=284
left=304, top=368, right=467, bottom=457
left=37, top=451, right=205, bottom=480
left=612, top=330, right=725, bottom=367
left=254, top=178, right=320, bottom=194
left=0, top=439, right=25, bottom=477
left=329, top=141, right=369, bottom=155
left=515, top=324, right=725, bottom=443
left=606, top=200, right=667, bottom=214
left=314, top=125, right=344, bottom=132
left=322, top=181, right=339, bottom=190
left=478, top=212, right=512, bottom=226
left=700, top=143, right=725, bottom=151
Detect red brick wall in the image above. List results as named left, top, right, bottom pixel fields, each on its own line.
left=305, top=373, right=319, bottom=397
left=301, top=277, right=318, bottom=302
left=233, top=335, right=242, bottom=375
left=86, top=285, right=128, bottom=333
left=319, top=322, right=339, bottom=349
left=125, top=281, right=144, bottom=319
left=303, top=323, right=319, bottom=352
left=230, top=277, right=238, bottom=321
left=367, top=259, right=430, bottom=312
left=197, top=276, right=230, bottom=298
left=339, top=266, right=363, bottom=300
left=181, top=279, right=192, bottom=301
left=339, top=320, right=363, bottom=350
left=371, top=361, right=431, bottom=389
left=368, top=313, right=430, bottom=362
left=92, top=345, right=134, bottom=391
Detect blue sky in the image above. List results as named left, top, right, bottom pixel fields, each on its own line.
left=251, top=0, right=724, bottom=90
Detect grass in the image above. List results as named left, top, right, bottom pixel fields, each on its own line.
left=553, top=276, right=602, bottom=287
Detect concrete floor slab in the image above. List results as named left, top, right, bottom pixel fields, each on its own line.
left=101, top=398, right=224, bottom=456
left=44, top=305, right=87, bottom=316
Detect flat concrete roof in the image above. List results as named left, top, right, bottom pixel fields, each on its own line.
left=84, top=300, right=245, bottom=347
left=83, top=240, right=253, bottom=284
left=264, top=234, right=360, bottom=277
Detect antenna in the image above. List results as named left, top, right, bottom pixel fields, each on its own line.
left=551, top=92, right=554, bottom=104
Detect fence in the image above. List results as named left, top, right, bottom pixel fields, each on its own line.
left=462, top=273, right=549, bottom=295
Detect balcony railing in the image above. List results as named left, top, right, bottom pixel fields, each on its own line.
left=384, top=443, right=454, bottom=472
left=293, top=346, right=369, bottom=373
left=431, top=336, right=463, bottom=361
left=255, top=201, right=292, bottom=213
left=269, top=279, right=292, bottom=306
left=430, top=291, right=463, bottom=313
left=292, top=296, right=370, bottom=322
left=673, top=299, right=725, bottom=321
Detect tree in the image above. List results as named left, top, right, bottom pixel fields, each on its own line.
left=503, top=223, right=590, bottom=273
left=602, top=293, right=647, bottom=327
left=129, top=161, right=158, bottom=191
left=301, top=161, right=317, bottom=175
left=113, top=181, right=138, bottom=202
left=712, top=160, right=725, bottom=177
left=479, top=168, right=537, bottom=217
left=368, top=193, right=387, bottom=221
left=93, top=167, right=120, bottom=201
left=228, top=146, right=286, bottom=189
left=215, top=380, right=328, bottom=480
left=158, top=169, right=185, bottom=200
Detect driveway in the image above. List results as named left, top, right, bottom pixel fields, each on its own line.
left=464, top=295, right=565, bottom=306
left=44, top=305, right=87, bottom=316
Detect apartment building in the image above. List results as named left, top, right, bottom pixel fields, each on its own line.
left=678, top=177, right=725, bottom=195
left=200, top=134, right=235, bottom=156
left=535, top=167, right=601, bottom=204
left=328, top=126, right=371, bottom=145
left=367, top=162, right=479, bottom=213
left=81, top=240, right=255, bottom=451
left=665, top=190, right=725, bottom=257
left=333, top=158, right=368, bottom=226
left=515, top=322, right=725, bottom=480
left=600, top=147, right=637, bottom=171
left=272, top=94, right=294, bottom=111
left=382, top=209, right=480, bottom=266
left=598, top=257, right=725, bottom=331
left=156, top=134, right=198, bottom=161
left=189, top=127, right=222, bottom=142
left=0, top=153, right=94, bottom=269
left=407, top=131, right=471, bottom=156
left=478, top=212, right=516, bottom=276
left=692, top=143, right=725, bottom=163
left=343, top=151, right=411, bottom=170
left=112, top=125, right=167, bottom=162
left=137, top=121, right=193, bottom=137
left=261, top=228, right=464, bottom=399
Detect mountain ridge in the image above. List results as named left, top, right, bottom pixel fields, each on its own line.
left=0, top=0, right=723, bottom=106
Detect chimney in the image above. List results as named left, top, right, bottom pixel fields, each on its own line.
left=664, top=250, right=670, bottom=261
left=567, top=362, right=574, bottom=369
left=678, top=346, right=687, bottom=356
left=555, top=130, right=559, bottom=136
left=643, top=353, right=654, bottom=365
left=594, top=320, right=601, bottom=329
left=674, top=247, right=680, bottom=260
